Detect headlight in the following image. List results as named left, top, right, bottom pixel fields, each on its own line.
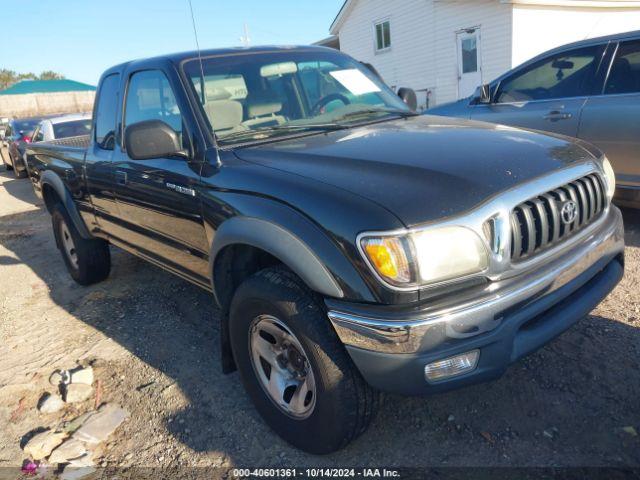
left=360, top=226, right=489, bottom=289
left=602, top=156, right=616, bottom=200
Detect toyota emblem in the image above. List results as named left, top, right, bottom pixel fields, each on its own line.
left=560, top=200, right=578, bottom=224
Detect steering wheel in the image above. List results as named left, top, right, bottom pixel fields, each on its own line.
left=310, top=93, right=351, bottom=116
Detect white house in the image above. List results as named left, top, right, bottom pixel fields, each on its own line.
left=329, top=0, right=640, bottom=109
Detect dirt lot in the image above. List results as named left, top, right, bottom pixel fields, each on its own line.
left=0, top=169, right=639, bottom=473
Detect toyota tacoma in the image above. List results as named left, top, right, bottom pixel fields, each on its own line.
left=26, top=46, right=624, bottom=454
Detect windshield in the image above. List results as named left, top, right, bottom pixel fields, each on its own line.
left=53, top=119, right=92, bottom=139
left=183, top=50, right=411, bottom=145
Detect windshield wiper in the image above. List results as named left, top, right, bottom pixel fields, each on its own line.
left=333, top=108, right=419, bottom=122
left=219, top=123, right=348, bottom=143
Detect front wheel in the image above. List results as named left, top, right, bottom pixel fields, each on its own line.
left=229, top=267, right=379, bottom=454
left=52, top=203, right=111, bottom=285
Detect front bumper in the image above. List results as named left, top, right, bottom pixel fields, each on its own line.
left=327, top=207, right=625, bottom=396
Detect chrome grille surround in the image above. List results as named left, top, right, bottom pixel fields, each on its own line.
left=510, top=174, right=606, bottom=262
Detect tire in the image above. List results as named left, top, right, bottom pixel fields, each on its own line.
left=229, top=267, right=379, bottom=454
left=51, top=203, right=111, bottom=286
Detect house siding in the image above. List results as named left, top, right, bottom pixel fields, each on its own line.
left=512, top=5, right=640, bottom=67
left=336, top=0, right=513, bottom=108
left=432, top=1, right=512, bottom=104
left=337, top=0, right=434, bottom=108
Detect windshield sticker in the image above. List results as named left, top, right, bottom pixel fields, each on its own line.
left=329, top=69, right=381, bottom=95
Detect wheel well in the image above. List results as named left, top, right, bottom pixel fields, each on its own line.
left=41, top=183, right=62, bottom=213
left=213, top=244, right=283, bottom=374
left=213, top=244, right=282, bottom=313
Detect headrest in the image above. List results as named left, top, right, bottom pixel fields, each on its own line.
left=248, top=101, right=282, bottom=118
left=246, top=92, right=283, bottom=118
left=205, top=88, right=232, bottom=101
left=204, top=100, right=243, bottom=131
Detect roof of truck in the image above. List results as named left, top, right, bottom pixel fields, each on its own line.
left=106, top=45, right=333, bottom=72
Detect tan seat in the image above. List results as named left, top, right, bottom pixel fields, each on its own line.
left=243, top=95, right=286, bottom=129
left=203, top=89, right=246, bottom=134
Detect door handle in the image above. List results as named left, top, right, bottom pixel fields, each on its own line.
left=544, top=110, right=572, bottom=121
left=115, top=170, right=127, bottom=185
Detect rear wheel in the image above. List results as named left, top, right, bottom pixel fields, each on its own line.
left=229, top=267, right=379, bottom=454
left=52, top=203, right=111, bottom=285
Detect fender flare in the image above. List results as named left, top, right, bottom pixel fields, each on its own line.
left=40, top=170, right=92, bottom=239
left=209, top=216, right=344, bottom=299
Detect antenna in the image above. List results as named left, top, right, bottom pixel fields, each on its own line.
left=240, top=23, right=251, bottom=47
left=187, top=0, right=206, bottom=105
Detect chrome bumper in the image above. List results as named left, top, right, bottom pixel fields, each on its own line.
left=328, top=206, right=625, bottom=354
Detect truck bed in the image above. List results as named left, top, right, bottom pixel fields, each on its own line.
left=25, top=135, right=90, bottom=193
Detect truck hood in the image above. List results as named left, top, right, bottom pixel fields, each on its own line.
left=233, top=115, right=596, bottom=227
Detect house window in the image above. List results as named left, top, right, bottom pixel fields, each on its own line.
left=375, top=20, right=391, bottom=52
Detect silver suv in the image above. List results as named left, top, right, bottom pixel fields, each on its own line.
left=429, top=30, right=640, bottom=209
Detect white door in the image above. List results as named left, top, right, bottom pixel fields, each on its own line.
left=456, top=28, right=482, bottom=99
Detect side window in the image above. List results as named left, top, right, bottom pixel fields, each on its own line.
left=605, top=40, right=640, bottom=95
left=95, top=74, right=120, bottom=150
left=497, top=46, right=600, bottom=103
left=124, top=70, right=182, bottom=137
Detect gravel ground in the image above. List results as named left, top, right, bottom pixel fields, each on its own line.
left=0, top=169, right=639, bottom=473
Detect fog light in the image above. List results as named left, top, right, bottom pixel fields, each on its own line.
left=424, top=350, right=480, bottom=382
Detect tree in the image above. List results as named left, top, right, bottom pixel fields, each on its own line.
left=39, top=71, right=64, bottom=81
left=0, top=69, right=65, bottom=90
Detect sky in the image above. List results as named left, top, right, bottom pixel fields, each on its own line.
left=2, top=0, right=344, bottom=86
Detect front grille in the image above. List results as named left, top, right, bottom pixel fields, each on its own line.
left=510, top=174, right=606, bottom=261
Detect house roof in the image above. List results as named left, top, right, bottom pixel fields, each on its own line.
left=330, top=0, right=640, bottom=34
left=330, top=0, right=357, bottom=35
left=313, top=35, right=340, bottom=49
left=0, top=79, right=96, bottom=96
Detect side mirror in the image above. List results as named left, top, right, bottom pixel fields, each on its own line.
left=478, top=84, right=492, bottom=104
left=397, top=87, right=418, bottom=112
left=124, top=120, right=187, bottom=161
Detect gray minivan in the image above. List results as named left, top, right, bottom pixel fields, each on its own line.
left=429, top=30, right=640, bottom=208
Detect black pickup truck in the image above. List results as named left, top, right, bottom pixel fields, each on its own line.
left=27, top=46, right=624, bottom=453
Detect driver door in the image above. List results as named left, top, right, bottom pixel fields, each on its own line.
left=471, top=44, right=607, bottom=137
left=110, top=68, right=210, bottom=283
